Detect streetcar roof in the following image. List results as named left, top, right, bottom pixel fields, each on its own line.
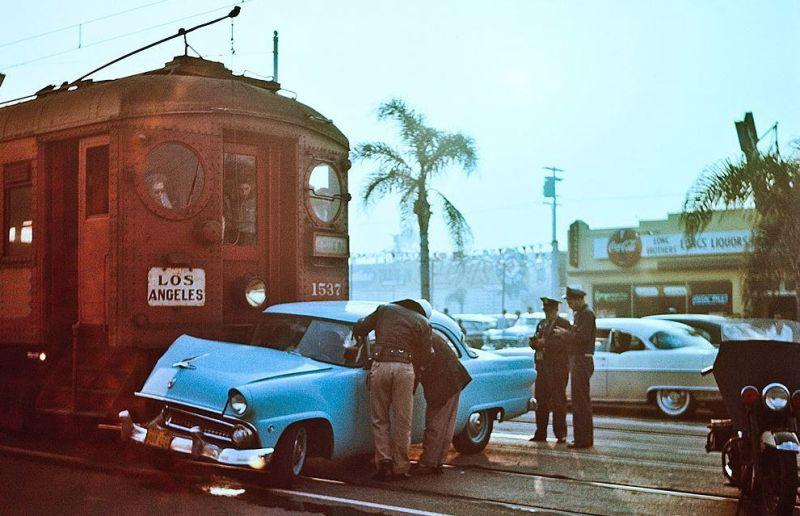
left=0, top=55, right=347, bottom=145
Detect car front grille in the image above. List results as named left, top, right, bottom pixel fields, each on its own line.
left=163, top=405, right=236, bottom=445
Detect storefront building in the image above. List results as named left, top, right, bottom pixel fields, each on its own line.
left=566, top=209, right=754, bottom=318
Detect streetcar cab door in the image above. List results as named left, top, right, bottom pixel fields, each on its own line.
left=77, top=136, right=110, bottom=339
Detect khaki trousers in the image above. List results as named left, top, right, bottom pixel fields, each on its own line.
left=420, top=392, right=459, bottom=468
left=369, top=361, right=415, bottom=474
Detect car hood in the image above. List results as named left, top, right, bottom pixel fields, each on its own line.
left=138, top=334, right=331, bottom=412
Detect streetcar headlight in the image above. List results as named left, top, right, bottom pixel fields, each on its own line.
left=244, top=277, right=267, bottom=308
left=229, top=391, right=249, bottom=416
left=763, top=383, right=790, bottom=411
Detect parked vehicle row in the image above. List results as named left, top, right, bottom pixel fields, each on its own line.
left=493, top=317, right=720, bottom=418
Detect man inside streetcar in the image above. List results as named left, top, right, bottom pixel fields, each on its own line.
left=224, top=177, right=257, bottom=245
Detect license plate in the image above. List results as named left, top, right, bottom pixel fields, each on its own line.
left=145, top=426, right=174, bottom=450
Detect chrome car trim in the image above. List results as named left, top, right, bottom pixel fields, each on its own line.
left=119, top=410, right=273, bottom=469
left=645, top=385, right=720, bottom=393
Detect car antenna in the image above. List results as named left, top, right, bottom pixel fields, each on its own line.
left=68, top=6, right=241, bottom=87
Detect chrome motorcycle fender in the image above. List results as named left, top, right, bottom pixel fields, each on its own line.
left=760, top=430, right=800, bottom=453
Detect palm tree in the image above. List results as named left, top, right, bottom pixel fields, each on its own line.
left=682, top=153, right=800, bottom=317
left=353, top=99, right=477, bottom=300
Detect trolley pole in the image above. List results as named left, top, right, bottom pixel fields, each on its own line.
left=543, top=166, right=563, bottom=299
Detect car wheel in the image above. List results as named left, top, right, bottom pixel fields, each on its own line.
left=453, top=410, right=494, bottom=454
left=655, top=389, right=695, bottom=418
left=270, top=425, right=308, bottom=486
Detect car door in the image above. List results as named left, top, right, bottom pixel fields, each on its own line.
left=604, top=329, right=652, bottom=402
left=591, top=329, right=610, bottom=400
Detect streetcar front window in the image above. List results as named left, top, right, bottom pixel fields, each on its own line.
left=144, top=142, right=204, bottom=212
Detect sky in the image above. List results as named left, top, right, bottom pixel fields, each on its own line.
left=1, top=0, right=798, bottom=255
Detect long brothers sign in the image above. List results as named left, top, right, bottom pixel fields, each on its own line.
left=148, top=267, right=206, bottom=306
left=593, top=230, right=751, bottom=260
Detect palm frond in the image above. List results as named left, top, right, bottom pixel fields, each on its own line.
left=361, top=169, right=416, bottom=206
left=427, top=132, right=477, bottom=176
left=433, top=190, right=472, bottom=253
left=377, top=98, right=427, bottom=148
left=681, top=159, right=756, bottom=244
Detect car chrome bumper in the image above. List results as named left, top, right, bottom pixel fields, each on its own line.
left=119, top=410, right=274, bottom=469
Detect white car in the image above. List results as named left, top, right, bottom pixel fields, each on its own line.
left=493, top=318, right=719, bottom=418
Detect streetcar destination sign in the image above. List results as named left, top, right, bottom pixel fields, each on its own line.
left=147, top=267, right=206, bottom=306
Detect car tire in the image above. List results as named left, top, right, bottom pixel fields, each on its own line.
left=453, top=410, right=494, bottom=454
left=270, top=424, right=308, bottom=487
left=654, top=389, right=695, bottom=418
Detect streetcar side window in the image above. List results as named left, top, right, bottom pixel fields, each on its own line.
left=309, top=163, right=341, bottom=223
left=223, top=153, right=258, bottom=246
left=3, top=161, right=33, bottom=259
left=85, top=145, right=109, bottom=216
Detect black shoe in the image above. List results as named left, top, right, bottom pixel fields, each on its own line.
left=372, top=460, right=393, bottom=481
left=392, top=472, right=411, bottom=481
left=567, top=441, right=592, bottom=449
left=556, top=437, right=567, bottom=444
left=529, top=434, right=547, bottom=442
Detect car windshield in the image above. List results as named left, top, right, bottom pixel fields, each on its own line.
left=250, top=314, right=357, bottom=366
left=649, top=328, right=715, bottom=350
left=720, top=319, right=800, bottom=343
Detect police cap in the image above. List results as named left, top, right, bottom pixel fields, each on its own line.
left=564, top=287, right=587, bottom=299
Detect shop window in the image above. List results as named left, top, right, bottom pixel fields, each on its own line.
left=223, top=153, right=257, bottom=246
left=3, top=161, right=33, bottom=259
left=85, top=145, right=109, bottom=216
left=308, top=163, right=341, bottom=223
left=144, top=143, right=204, bottom=212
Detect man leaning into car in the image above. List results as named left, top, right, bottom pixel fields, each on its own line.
left=353, top=298, right=434, bottom=481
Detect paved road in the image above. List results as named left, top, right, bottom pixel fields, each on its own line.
left=0, top=410, right=789, bottom=515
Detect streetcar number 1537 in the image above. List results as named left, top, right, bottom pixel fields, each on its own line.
left=311, top=282, right=342, bottom=297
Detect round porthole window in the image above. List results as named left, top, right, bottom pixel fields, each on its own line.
left=308, top=163, right=341, bottom=223
left=142, top=142, right=205, bottom=217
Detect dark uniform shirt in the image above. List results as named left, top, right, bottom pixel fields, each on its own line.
left=533, top=316, right=572, bottom=360
left=352, top=304, right=433, bottom=369
left=420, top=333, right=472, bottom=408
left=569, top=304, right=596, bottom=355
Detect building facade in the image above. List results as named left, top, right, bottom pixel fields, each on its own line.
left=566, top=210, right=755, bottom=318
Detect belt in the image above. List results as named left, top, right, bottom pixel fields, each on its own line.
left=374, top=346, right=413, bottom=364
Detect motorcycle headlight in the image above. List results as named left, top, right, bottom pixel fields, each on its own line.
left=229, top=391, right=249, bottom=416
left=763, top=383, right=790, bottom=411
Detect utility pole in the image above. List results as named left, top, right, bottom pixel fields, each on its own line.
left=543, top=166, right=563, bottom=299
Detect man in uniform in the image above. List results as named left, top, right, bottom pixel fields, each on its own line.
left=553, top=287, right=596, bottom=448
left=529, top=297, right=571, bottom=443
left=414, top=331, right=472, bottom=475
left=353, top=299, right=433, bottom=481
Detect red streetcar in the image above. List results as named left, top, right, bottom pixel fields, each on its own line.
left=0, top=46, right=351, bottom=425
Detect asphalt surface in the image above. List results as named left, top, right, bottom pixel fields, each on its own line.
left=0, top=408, right=793, bottom=515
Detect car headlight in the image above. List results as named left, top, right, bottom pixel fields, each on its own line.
left=244, top=277, right=267, bottom=308
left=231, top=424, right=256, bottom=448
left=229, top=391, right=249, bottom=416
left=763, top=383, right=790, bottom=411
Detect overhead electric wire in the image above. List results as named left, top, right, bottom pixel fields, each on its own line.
left=0, top=0, right=173, bottom=50
left=1, top=1, right=254, bottom=72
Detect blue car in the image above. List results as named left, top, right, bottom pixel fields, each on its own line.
left=120, top=301, right=536, bottom=484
